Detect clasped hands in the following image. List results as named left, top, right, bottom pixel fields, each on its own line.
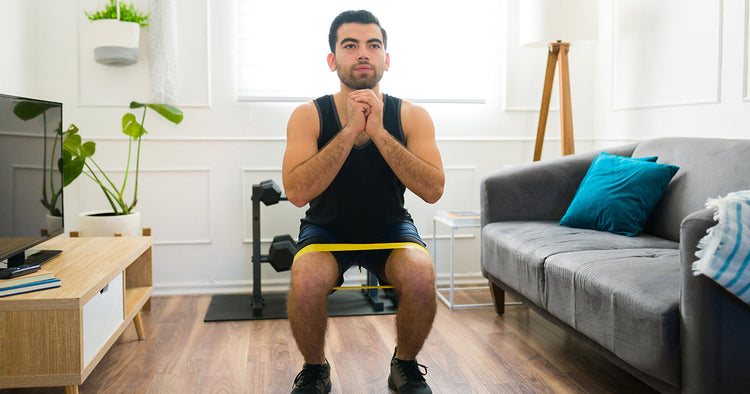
left=346, top=89, right=385, bottom=139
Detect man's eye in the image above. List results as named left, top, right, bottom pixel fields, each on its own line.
left=370, top=44, right=381, bottom=49
left=344, top=44, right=355, bottom=49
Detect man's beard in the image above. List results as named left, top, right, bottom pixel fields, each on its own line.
left=336, top=62, right=384, bottom=90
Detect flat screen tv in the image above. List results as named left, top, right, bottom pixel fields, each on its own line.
left=0, top=93, right=64, bottom=268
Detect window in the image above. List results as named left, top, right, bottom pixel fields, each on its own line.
left=237, top=0, right=498, bottom=103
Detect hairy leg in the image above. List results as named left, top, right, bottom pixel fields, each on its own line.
left=384, top=248, right=437, bottom=360
left=287, top=251, right=339, bottom=364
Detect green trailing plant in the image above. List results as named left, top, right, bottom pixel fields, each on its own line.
left=62, top=102, right=183, bottom=216
left=12, top=100, right=66, bottom=217
left=84, top=0, right=150, bottom=27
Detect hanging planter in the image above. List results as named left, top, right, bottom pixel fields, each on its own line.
left=91, top=19, right=141, bottom=65
left=85, top=0, right=150, bottom=66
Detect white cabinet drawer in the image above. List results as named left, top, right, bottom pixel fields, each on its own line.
left=82, top=272, right=124, bottom=366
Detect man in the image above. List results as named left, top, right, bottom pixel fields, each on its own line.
left=282, top=10, right=444, bottom=394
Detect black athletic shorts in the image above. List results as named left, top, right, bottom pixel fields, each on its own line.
left=296, top=220, right=426, bottom=288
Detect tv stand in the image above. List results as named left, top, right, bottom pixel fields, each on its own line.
left=0, top=237, right=153, bottom=393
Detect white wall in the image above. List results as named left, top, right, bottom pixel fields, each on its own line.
left=1, top=0, right=748, bottom=295
left=594, top=0, right=750, bottom=145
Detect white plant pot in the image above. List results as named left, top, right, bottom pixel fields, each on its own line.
left=78, top=211, right=141, bottom=237
left=91, top=19, right=141, bottom=66
left=45, top=214, right=63, bottom=235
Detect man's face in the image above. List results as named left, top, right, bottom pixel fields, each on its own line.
left=328, top=23, right=390, bottom=90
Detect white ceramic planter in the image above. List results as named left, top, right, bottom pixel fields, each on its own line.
left=91, top=19, right=140, bottom=65
left=45, top=214, right=63, bottom=235
left=78, top=210, right=141, bottom=237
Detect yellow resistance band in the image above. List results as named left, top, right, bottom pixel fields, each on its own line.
left=293, top=242, right=430, bottom=290
left=294, top=242, right=429, bottom=263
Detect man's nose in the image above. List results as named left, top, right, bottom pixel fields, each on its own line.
left=357, top=49, right=369, bottom=60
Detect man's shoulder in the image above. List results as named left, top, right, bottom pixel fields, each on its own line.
left=291, top=99, right=319, bottom=118
left=288, top=100, right=321, bottom=134
left=395, top=97, right=430, bottom=121
left=293, top=95, right=333, bottom=116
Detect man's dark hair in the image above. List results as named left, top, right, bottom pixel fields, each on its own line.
left=328, top=10, right=387, bottom=53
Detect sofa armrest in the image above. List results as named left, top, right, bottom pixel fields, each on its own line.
left=680, top=208, right=750, bottom=393
left=480, top=144, right=637, bottom=226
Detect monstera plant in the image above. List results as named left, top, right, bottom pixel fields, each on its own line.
left=63, top=102, right=183, bottom=217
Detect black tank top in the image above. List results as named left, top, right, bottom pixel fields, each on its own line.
left=300, top=94, right=413, bottom=242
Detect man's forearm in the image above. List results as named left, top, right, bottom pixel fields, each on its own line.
left=371, top=131, right=444, bottom=204
left=285, top=129, right=358, bottom=206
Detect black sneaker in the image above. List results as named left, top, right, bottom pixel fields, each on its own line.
left=291, top=361, right=331, bottom=394
left=388, top=348, right=432, bottom=393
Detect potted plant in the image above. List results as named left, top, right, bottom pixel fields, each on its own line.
left=84, top=0, right=150, bottom=65
left=63, top=101, right=183, bottom=236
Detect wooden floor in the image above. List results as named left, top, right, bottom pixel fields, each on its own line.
left=1, top=289, right=657, bottom=394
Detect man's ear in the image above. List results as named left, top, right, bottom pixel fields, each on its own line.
left=327, top=53, right=336, bottom=71
left=385, top=53, right=390, bottom=71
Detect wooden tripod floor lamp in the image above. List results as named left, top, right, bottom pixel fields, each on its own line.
left=520, top=0, right=597, bottom=161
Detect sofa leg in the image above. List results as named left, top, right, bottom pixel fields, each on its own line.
left=489, top=281, right=505, bottom=315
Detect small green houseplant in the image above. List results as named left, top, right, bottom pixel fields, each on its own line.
left=84, top=0, right=150, bottom=26
left=62, top=102, right=183, bottom=216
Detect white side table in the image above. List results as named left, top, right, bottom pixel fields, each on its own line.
left=432, top=210, right=493, bottom=310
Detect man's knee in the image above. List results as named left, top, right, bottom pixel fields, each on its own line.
left=385, top=249, right=435, bottom=293
left=289, top=252, right=339, bottom=296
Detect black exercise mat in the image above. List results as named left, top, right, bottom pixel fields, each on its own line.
left=204, top=290, right=397, bottom=322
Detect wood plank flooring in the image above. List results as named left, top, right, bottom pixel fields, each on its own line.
left=1, top=289, right=657, bottom=393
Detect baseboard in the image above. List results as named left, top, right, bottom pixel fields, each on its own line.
left=153, top=272, right=488, bottom=296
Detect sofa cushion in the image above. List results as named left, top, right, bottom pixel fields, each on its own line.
left=633, top=137, right=750, bottom=241
left=559, top=152, right=679, bottom=236
left=481, top=221, right=678, bottom=306
left=544, top=248, right=681, bottom=386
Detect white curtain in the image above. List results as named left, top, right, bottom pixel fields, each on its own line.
left=148, top=0, right=179, bottom=104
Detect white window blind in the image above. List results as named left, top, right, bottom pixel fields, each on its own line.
left=237, top=0, right=496, bottom=103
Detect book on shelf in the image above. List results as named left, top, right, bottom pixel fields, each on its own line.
left=0, top=269, right=55, bottom=289
left=0, top=278, right=61, bottom=298
left=436, top=210, right=480, bottom=225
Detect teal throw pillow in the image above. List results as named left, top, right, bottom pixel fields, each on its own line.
left=559, top=152, right=679, bottom=236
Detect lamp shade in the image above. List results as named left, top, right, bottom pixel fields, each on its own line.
left=520, top=0, right=598, bottom=47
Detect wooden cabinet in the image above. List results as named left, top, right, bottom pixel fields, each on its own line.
left=0, top=237, right=153, bottom=393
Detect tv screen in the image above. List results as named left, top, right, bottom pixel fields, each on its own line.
left=0, top=94, right=64, bottom=267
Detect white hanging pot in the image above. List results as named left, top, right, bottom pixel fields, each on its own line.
left=91, top=19, right=140, bottom=66
left=78, top=210, right=141, bottom=237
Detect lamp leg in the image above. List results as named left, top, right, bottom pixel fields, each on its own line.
left=557, top=43, right=574, bottom=156
left=533, top=44, right=560, bottom=162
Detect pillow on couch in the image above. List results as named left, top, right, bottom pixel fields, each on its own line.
left=559, top=152, right=679, bottom=236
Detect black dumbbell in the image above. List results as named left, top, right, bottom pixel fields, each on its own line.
left=266, top=234, right=296, bottom=272
left=257, top=179, right=286, bottom=206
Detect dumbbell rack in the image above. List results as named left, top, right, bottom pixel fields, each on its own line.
left=250, top=182, right=279, bottom=316
left=204, top=180, right=398, bottom=322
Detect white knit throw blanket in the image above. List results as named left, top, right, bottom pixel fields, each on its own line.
left=694, top=190, right=750, bottom=305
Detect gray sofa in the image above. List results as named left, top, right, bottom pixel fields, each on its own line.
left=480, top=137, right=750, bottom=393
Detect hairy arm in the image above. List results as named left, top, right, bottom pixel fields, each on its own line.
left=351, top=91, right=445, bottom=204
left=281, top=99, right=367, bottom=207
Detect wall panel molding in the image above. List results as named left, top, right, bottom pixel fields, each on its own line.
left=69, top=136, right=574, bottom=143
left=76, top=0, right=211, bottom=107
left=77, top=167, right=211, bottom=245
left=611, top=0, right=723, bottom=110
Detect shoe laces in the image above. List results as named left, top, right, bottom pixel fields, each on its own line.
left=395, top=359, right=428, bottom=383
left=294, top=363, right=328, bottom=387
